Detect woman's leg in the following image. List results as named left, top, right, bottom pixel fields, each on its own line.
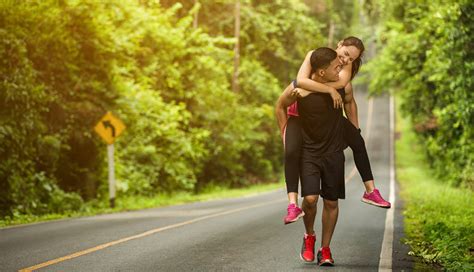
left=283, top=116, right=306, bottom=223
left=284, top=116, right=303, bottom=200
left=343, top=117, right=374, bottom=189
left=343, top=117, right=391, bottom=208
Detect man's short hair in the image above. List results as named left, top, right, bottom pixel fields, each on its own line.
left=310, top=47, right=337, bottom=74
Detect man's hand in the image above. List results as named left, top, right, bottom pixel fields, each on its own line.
left=276, top=83, right=298, bottom=139
left=329, top=88, right=343, bottom=109
left=291, top=88, right=311, bottom=98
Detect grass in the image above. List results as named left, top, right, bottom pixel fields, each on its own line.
left=0, top=181, right=284, bottom=228
left=395, top=97, right=474, bottom=271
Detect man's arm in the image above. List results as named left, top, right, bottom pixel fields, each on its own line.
left=343, top=83, right=360, bottom=129
left=275, top=83, right=298, bottom=137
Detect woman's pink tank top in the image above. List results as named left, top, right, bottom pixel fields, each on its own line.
left=287, top=102, right=299, bottom=117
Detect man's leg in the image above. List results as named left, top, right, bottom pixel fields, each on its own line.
left=299, top=151, right=321, bottom=262
left=316, top=152, right=344, bottom=266
left=321, top=198, right=338, bottom=247
left=302, top=195, right=319, bottom=235
left=300, top=194, right=319, bottom=262
left=317, top=198, right=338, bottom=266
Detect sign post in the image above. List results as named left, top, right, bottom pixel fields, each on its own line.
left=94, top=111, right=125, bottom=208
left=107, top=143, right=116, bottom=208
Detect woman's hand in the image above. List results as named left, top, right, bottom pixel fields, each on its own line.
left=329, top=88, right=343, bottom=108
left=291, top=87, right=343, bottom=108
left=291, top=88, right=311, bottom=98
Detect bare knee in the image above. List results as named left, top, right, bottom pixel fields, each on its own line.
left=323, top=199, right=338, bottom=210
left=303, top=195, right=319, bottom=208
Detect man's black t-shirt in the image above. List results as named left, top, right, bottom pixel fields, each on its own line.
left=297, top=88, right=346, bottom=155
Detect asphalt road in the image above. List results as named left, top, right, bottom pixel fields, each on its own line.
left=0, top=87, right=413, bottom=271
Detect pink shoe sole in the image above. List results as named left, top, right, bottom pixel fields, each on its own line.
left=300, top=252, right=314, bottom=263
left=361, top=198, right=391, bottom=209
left=284, top=211, right=305, bottom=225
left=318, top=260, right=334, bottom=266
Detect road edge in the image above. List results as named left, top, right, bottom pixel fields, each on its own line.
left=378, top=95, right=396, bottom=271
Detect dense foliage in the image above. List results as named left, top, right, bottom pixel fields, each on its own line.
left=397, top=100, right=474, bottom=271
left=366, top=0, right=474, bottom=188
left=365, top=0, right=474, bottom=269
left=0, top=0, right=328, bottom=217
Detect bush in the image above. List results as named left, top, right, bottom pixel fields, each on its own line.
left=1, top=0, right=326, bottom=217
left=115, top=88, right=209, bottom=194
left=397, top=105, right=474, bottom=270
left=367, top=0, right=474, bottom=187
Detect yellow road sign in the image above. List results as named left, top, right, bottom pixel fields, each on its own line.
left=94, top=111, right=125, bottom=145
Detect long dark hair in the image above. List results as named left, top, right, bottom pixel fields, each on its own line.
left=339, top=36, right=365, bottom=79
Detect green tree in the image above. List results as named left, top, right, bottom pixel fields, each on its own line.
left=366, top=0, right=474, bottom=187
left=0, top=0, right=333, bottom=217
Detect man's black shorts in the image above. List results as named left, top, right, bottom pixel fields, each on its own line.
left=300, top=151, right=345, bottom=200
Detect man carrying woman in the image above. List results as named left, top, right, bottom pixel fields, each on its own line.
left=275, top=37, right=390, bottom=266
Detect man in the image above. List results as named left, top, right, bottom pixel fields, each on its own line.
left=275, top=47, right=351, bottom=266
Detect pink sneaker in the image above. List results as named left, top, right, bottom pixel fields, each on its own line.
left=283, top=203, right=305, bottom=224
left=317, top=247, right=334, bottom=266
left=300, top=233, right=316, bottom=262
left=361, top=188, right=391, bottom=208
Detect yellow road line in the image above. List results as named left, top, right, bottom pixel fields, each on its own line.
left=19, top=96, right=376, bottom=271
left=19, top=198, right=285, bottom=272
left=345, top=97, right=374, bottom=183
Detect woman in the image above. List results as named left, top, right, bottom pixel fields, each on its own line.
left=282, top=36, right=391, bottom=225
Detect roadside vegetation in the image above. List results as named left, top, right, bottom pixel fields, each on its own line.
left=1, top=0, right=360, bottom=224
left=0, top=0, right=314, bottom=219
left=1, top=2, right=472, bottom=268
left=396, top=98, right=474, bottom=271
left=366, top=0, right=473, bottom=188
left=0, top=181, right=283, bottom=228
left=365, top=1, right=473, bottom=269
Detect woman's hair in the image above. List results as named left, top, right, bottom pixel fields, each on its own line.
left=339, top=36, right=365, bottom=79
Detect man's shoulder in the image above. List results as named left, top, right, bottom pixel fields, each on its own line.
left=298, top=93, right=330, bottom=110
left=299, top=92, right=329, bottom=103
left=300, top=92, right=327, bottom=99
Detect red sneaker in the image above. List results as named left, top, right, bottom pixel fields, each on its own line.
left=300, top=234, right=316, bottom=262
left=361, top=188, right=391, bottom=208
left=284, top=203, right=305, bottom=225
left=317, top=247, right=334, bottom=266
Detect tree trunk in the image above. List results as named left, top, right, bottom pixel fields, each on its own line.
left=193, top=0, right=199, bottom=28
left=232, top=0, right=241, bottom=93
left=328, top=16, right=334, bottom=47
left=327, top=0, right=334, bottom=47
